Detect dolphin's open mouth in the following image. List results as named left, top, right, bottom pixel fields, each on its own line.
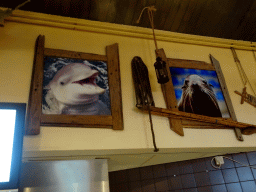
left=72, top=73, right=98, bottom=86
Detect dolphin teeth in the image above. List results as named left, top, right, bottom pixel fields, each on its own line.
left=72, top=73, right=98, bottom=86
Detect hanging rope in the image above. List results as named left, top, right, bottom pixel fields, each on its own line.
left=231, top=47, right=256, bottom=96
left=137, top=6, right=159, bottom=52
left=136, top=6, right=159, bottom=152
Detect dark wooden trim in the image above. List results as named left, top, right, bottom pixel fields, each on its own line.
left=149, top=106, right=256, bottom=129
left=210, top=54, right=243, bottom=141
left=25, top=36, right=123, bottom=135
left=44, top=48, right=108, bottom=61
left=160, top=54, right=242, bottom=137
left=41, top=115, right=113, bottom=127
left=106, top=43, right=124, bottom=130
left=25, top=35, right=45, bottom=135
left=157, top=49, right=184, bottom=136
left=168, top=58, right=215, bottom=70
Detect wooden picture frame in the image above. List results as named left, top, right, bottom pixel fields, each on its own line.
left=26, top=35, right=123, bottom=135
left=156, top=49, right=243, bottom=140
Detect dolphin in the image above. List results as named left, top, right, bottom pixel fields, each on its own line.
left=43, top=62, right=111, bottom=115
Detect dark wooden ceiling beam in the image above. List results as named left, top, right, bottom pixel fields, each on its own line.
left=154, top=0, right=172, bottom=30
left=191, top=0, right=228, bottom=37
left=214, top=0, right=254, bottom=40
left=169, top=0, right=190, bottom=32
left=2, top=0, right=256, bottom=42
left=106, top=0, right=117, bottom=23
left=114, top=0, right=132, bottom=24
left=136, top=0, right=156, bottom=29
left=123, top=0, right=139, bottom=25
left=177, top=0, right=199, bottom=33
left=232, top=0, right=256, bottom=41
left=181, top=0, right=207, bottom=35
left=90, top=0, right=112, bottom=21
left=162, top=0, right=182, bottom=31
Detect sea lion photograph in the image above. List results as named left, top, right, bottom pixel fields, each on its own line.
left=178, top=74, right=222, bottom=117
left=169, top=68, right=230, bottom=118
left=42, top=58, right=111, bottom=115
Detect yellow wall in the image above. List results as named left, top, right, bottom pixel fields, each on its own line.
left=1, top=10, right=256, bottom=159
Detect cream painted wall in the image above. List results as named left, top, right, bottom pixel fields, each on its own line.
left=1, top=12, right=256, bottom=159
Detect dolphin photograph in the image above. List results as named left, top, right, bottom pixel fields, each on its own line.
left=169, top=67, right=230, bottom=118
left=42, top=57, right=111, bottom=116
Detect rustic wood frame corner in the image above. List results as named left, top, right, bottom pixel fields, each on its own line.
left=156, top=49, right=243, bottom=140
left=26, top=35, right=123, bottom=135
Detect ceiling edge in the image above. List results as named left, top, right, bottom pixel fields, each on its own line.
left=3, top=9, right=256, bottom=51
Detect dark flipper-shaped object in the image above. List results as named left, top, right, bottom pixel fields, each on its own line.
left=132, top=56, right=155, bottom=108
left=132, top=56, right=159, bottom=152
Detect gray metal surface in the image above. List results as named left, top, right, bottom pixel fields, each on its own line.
left=18, top=159, right=109, bottom=192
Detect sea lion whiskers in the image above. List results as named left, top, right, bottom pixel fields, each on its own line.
left=178, top=74, right=222, bottom=117
left=204, top=89, right=219, bottom=108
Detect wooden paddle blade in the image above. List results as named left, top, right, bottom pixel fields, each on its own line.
left=242, top=127, right=256, bottom=135
left=131, top=56, right=155, bottom=108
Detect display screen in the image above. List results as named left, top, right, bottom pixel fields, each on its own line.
left=0, top=103, right=26, bottom=190
left=0, top=109, right=16, bottom=182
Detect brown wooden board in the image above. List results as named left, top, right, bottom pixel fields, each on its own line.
left=149, top=106, right=256, bottom=130
left=159, top=52, right=245, bottom=139
left=106, top=43, right=124, bottom=130
left=168, top=58, right=215, bottom=70
left=156, top=49, right=184, bottom=136
left=210, top=54, right=243, bottom=141
left=44, top=48, right=108, bottom=62
left=26, top=35, right=45, bottom=135
left=25, top=35, right=123, bottom=135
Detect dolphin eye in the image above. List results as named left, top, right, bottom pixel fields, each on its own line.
left=60, top=82, right=65, bottom=85
left=202, top=80, right=207, bottom=84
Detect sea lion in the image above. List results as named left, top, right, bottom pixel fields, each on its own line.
left=178, top=74, right=222, bottom=117
left=43, top=63, right=111, bottom=115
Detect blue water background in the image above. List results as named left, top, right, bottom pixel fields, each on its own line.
left=170, top=67, right=230, bottom=118
left=43, top=57, right=111, bottom=109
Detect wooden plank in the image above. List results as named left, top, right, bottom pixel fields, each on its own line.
left=67, top=0, right=82, bottom=18
left=90, top=0, right=112, bottom=21
left=157, top=49, right=184, bottom=136
left=131, top=0, right=147, bottom=25
left=79, top=0, right=91, bottom=19
left=61, top=0, right=71, bottom=16
left=154, top=0, right=172, bottom=29
left=168, top=58, right=215, bottom=70
left=124, top=0, right=139, bottom=25
left=44, top=48, right=108, bottom=61
left=177, top=0, right=200, bottom=33
left=25, top=35, right=45, bottom=135
left=170, top=0, right=191, bottom=32
left=41, top=115, right=113, bottom=127
left=191, top=0, right=220, bottom=36
left=233, top=0, right=256, bottom=41
left=139, top=0, right=156, bottom=29
left=106, top=0, right=117, bottom=23
left=114, top=0, right=132, bottom=24
left=183, top=0, right=208, bottom=34
left=210, top=54, right=243, bottom=141
left=148, top=106, right=256, bottom=130
left=163, top=0, right=182, bottom=31
left=106, top=43, right=124, bottom=130
left=221, top=0, right=254, bottom=40
left=43, top=0, right=61, bottom=15
left=181, top=120, right=231, bottom=128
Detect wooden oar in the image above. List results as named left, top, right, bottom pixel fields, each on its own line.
left=139, top=106, right=256, bottom=135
